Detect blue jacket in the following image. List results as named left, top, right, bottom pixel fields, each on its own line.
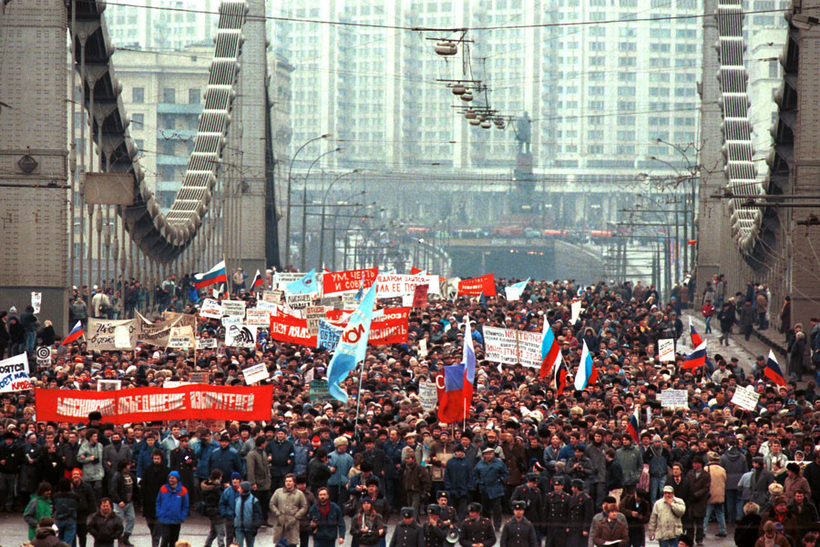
left=444, top=455, right=473, bottom=497
left=156, top=472, right=189, bottom=524
left=135, top=443, right=165, bottom=479
left=219, top=485, right=242, bottom=519
left=293, top=441, right=310, bottom=478
left=233, top=493, right=263, bottom=532
left=192, top=439, right=219, bottom=480
left=348, top=472, right=382, bottom=496
left=472, top=457, right=508, bottom=500
left=209, top=446, right=243, bottom=479
left=266, top=439, right=295, bottom=478
left=381, top=440, right=405, bottom=480
left=328, top=451, right=354, bottom=487
left=308, top=502, right=346, bottom=541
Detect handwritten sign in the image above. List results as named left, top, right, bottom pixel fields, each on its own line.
left=262, top=290, right=283, bottom=304
left=306, top=306, right=326, bottom=336
left=31, top=292, right=41, bottom=314
left=0, top=354, right=31, bottom=393
left=243, top=363, right=269, bottom=384
left=87, top=319, right=138, bottom=351
left=309, top=379, right=335, bottom=403
left=419, top=380, right=437, bottom=411
left=196, top=338, right=217, bottom=349
left=199, top=298, right=223, bottom=319
left=246, top=309, right=271, bottom=327
left=221, top=300, right=246, bottom=318
left=658, top=339, right=676, bottom=363
left=286, top=293, right=313, bottom=310
left=483, top=326, right=542, bottom=368
left=660, top=389, right=688, bottom=409
left=731, top=385, right=760, bottom=411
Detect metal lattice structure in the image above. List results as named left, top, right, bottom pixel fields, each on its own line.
left=715, top=0, right=764, bottom=253
left=70, top=0, right=247, bottom=263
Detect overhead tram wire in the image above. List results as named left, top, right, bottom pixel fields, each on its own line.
left=102, top=1, right=800, bottom=32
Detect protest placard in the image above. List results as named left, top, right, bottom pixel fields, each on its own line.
left=243, top=363, right=270, bottom=384
left=412, top=284, right=429, bottom=308
left=221, top=300, right=246, bottom=318
left=31, top=292, right=41, bottom=314
left=199, top=298, right=223, bottom=319
left=87, top=318, right=139, bottom=351
left=262, top=290, right=283, bottom=304
left=306, top=306, right=326, bottom=336
left=0, top=354, right=31, bottom=393
left=225, top=324, right=257, bottom=348
left=317, top=320, right=342, bottom=350
left=419, top=380, right=438, bottom=411
left=571, top=300, right=583, bottom=324
left=246, top=309, right=271, bottom=327
left=376, top=273, right=440, bottom=298
left=731, top=385, right=760, bottom=411
left=285, top=293, right=313, bottom=311
left=483, top=326, right=542, bottom=368
left=196, top=338, right=217, bottom=349
left=35, top=347, right=52, bottom=369
left=660, top=389, right=688, bottom=409
left=309, top=379, right=335, bottom=403
left=658, top=339, right=676, bottom=362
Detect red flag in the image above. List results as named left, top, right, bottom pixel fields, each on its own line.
left=458, top=274, right=496, bottom=297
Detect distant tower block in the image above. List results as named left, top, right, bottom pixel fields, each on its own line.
left=0, top=0, right=69, bottom=332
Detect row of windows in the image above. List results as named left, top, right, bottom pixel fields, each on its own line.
left=130, top=87, right=200, bottom=105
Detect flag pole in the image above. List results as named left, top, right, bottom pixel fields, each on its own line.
left=354, top=359, right=366, bottom=420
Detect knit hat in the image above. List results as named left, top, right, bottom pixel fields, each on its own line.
left=240, top=481, right=252, bottom=492
left=231, top=472, right=242, bottom=481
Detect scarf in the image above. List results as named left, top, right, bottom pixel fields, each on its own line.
left=317, top=499, right=331, bottom=518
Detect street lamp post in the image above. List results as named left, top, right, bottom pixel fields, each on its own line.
left=286, top=134, right=329, bottom=268
left=319, top=169, right=359, bottom=269
left=300, top=147, right=341, bottom=271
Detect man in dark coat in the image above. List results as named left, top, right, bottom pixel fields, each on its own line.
left=567, top=479, right=594, bottom=547
left=141, top=449, right=170, bottom=547
left=544, top=477, right=570, bottom=547
left=87, top=498, right=124, bottom=547
left=500, top=500, right=538, bottom=547
left=72, top=468, right=98, bottom=547
left=169, top=434, right=197, bottom=506
left=265, top=428, right=294, bottom=492
left=390, top=507, right=425, bottom=547
left=459, top=503, right=496, bottom=547
left=684, top=457, right=711, bottom=544
left=511, top=473, right=544, bottom=541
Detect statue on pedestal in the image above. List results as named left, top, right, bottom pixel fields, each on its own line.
left=514, top=111, right=532, bottom=155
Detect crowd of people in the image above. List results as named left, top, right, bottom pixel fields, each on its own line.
left=1, top=275, right=819, bottom=547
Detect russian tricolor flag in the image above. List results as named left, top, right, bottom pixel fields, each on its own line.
left=61, top=321, right=84, bottom=346
left=764, top=350, right=787, bottom=387
left=574, top=339, right=598, bottom=391
left=683, top=340, right=707, bottom=370
left=250, top=269, right=264, bottom=290
left=690, top=317, right=703, bottom=346
left=437, top=316, right=476, bottom=423
left=627, top=405, right=640, bottom=443
left=194, top=260, right=228, bottom=290
left=553, top=359, right=569, bottom=395
left=540, top=320, right=562, bottom=379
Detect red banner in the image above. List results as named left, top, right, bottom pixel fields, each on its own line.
left=412, top=284, right=429, bottom=308
left=34, top=385, right=274, bottom=424
left=322, top=268, right=378, bottom=296
left=325, top=307, right=410, bottom=345
left=269, top=313, right=317, bottom=346
left=458, top=274, right=497, bottom=296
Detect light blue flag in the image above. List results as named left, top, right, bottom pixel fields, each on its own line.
left=326, top=283, right=378, bottom=402
left=286, top=269, right=317, bottom=294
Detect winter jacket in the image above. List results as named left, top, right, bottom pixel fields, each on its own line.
left=220, top=484, right=242, bottom=520
left=592, top=518, right=629, bottom=547
left=134, top=442, right=164, bottom=479
left=30, top=526, right=60, bottom=547
left=685, top=469, right=711, bottom=518
left=734, top=513, right=762, bottom=547
left=720, top=448, right=749, bottom=491
left=606, top=459, right=624, bottom=491
left=615, top=444, right=643, bottom=487
left=0, top=440, right=22, bottom=474
left=86, top=510, right=124, bottom=545
left=586, top=443, right=607, bottom=484
left=53, top=490, right=79, bottom=522
left=402, top=461, right=432, bottom=494
left=445, top=454, right=473, bottom=497
left=618, top=494, right=651, bottom=530
left=234, top=492, right=263, bottom=532
left=140, top=462, right=170, bottom=519
left=293, top=441, right=310, bottom=477
left=328, top=450, right=354, bottom=487
left=759, top=508, right=799, bottom=541
left=109, top=470, right=136, bottom=505
left=473, top=457, right=509, bottom=500
left=24, top=494, right=53, bottom=539
left=191, top=439, right=218, bottom=480
left=270, top=486, right=308, bottom=526
left=381, top=440, right=405, bottom=480
left=209, top=446, right=243, bottom=480
left=647, top=497, right=686, bottom=540
left=308, top=501, right=346, bottom=541
left=102, top=442, right=132, bottom=479
left=644, top=446, right=670, bottom=478
left=200, top=479, right=225, bottom=522
left=750, top=467, right=775, bottom=506
left=156, top=473, right=189, bottom=524
left=784, top=475, right=811, bottom=502
left=72, top=479, right=97, bottom=520
left=266, top=439, right=295, bottom=478
left=77, top=440, right=104, bottom=482
left=246, top=447, right=271, bottom=491
left=307, top=458, right=332, bottom=490
left=59, top=441, right=81, bottom=473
